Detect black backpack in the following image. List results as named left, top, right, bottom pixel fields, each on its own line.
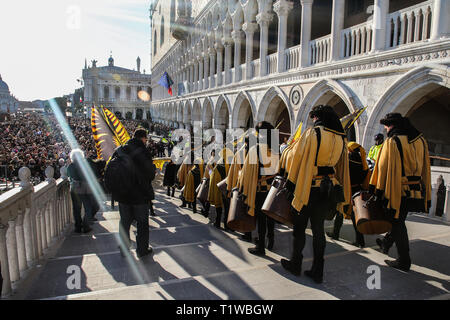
left=104, top=147, right=138, bottom=202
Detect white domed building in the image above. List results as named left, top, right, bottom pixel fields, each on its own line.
left=0, top=75, right=19, bottom=114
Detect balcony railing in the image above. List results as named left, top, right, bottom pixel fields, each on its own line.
left=341, top=21, right=373, bottom=58
left=0, top=167, right=73, bottom=297
left=266, top=53, right=278, bottom=75
left=252, top=59, right=260, bottom=78
left=285, top=44, right=302, bottom=70
left=310, top=35, right=331, bottom=65
left=387, top=0, right=433, bottom=49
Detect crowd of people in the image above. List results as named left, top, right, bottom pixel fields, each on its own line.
left=0, top=112, right=166, bottom=188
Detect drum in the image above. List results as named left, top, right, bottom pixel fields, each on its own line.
left=197, top=178, right=210, bottom=204
left=352, top=191, right=392, bottom=235
left=261, top=176, right=293, bottom=227
left=227, top=188, right=256, bottom=233
left=217, top=178, right=228, bottom=198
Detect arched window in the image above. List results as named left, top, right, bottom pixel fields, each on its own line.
left=161, top=17, right=165, bottom=46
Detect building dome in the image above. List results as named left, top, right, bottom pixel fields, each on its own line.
left=0, top=75, right=9, bottom=92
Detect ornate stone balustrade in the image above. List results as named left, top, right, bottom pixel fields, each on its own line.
left=0, top=166, right=73, bottom=298
left=341, top=21, right=373, bottom=58
left=285, top=44, right=301, bottom=70
left=387, top=0, right=433, bottom=49
left=309, top=34, right=332, bottom=65
left=266, top=53, right=278, bottom=75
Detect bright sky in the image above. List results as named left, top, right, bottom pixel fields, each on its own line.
left=0, top=0, right=150, bottom=101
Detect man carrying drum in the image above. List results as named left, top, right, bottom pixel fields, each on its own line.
left=280, top=105, right=351, bottom=284
left=237, top=122, right=278, bottom=256
left=370, top=113, right=431, bottom=272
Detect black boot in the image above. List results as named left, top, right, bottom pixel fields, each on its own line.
left=193, top=201, right=197, bottom=214
left=304, top=258, right=324, bottom=284
left=248, top=236, right=265, bottom=256
left=180, top=198, right=187, bottom=208
left=241, top=232, right=252, bottom=242
left=326, top=231, right=339, bottom=240
left=281, top=238, right=302, bottom=276
left=376, top=238, right=390, bottom=254
left=171, top=187, right=175, bottom=198
left=214, top=207, right=222, bottom=229
left=167, top=187, right=170, bottom=196
left=385, top=259, right=411, bottom=272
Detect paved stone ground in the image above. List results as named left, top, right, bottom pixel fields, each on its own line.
left=10, top=175, right=450, bottom=300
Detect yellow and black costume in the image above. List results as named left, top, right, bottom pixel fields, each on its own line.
left=199, top=154, right=217, bottom=216
left=237, top=123, right=278, bottom=255
left=177, top=156, right=194, bottom=208
left=281, top=105, right=351, bottom=283
left=328, top=142, right=370, bottom=247
left=370, top=113, right=431, bottom=271
left=208, top=148, right=233, bottom=228
left=182, top=157, right=204, bottom=213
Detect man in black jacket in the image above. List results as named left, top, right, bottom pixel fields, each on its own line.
left=117, top=129, right=155, bottom=258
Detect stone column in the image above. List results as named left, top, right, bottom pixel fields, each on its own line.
left=109, top=85, right=114, bottom=102
left=431, top=0, right=450, bottom=40
left=6, top=218, right=20, bottom=282
left=330, top=0, right=345, bottom=60
left=257, top=12, right=273, bottom=77
left=120, top=86, right=126, bottom=102
left=198, top=57, right=204, bottom=91
left=194, top=60, right=199, bottom=92
left=444, top=185, right=450, bottom=222
left=209, top=48, right=216, bottom=88
left=0, top=223, right=11, bottom=296
left=372, top=0, right=390, bottom=52
left=204, top=54, right=209, bottom=89
left=243, top=22, right=258, bottom=80
left=215, top=43, right=224, bottom=86
left=23, top=206, right=36, bottom=266
left=223, top=40, right=233, bottom=85
left=232, top=30, right=244, bottom=82
left=274, top=0, right=293, bottom=73
left=300, top=0, right=314, bottom=67
left=15, top=211, right=27, bottom=273
left=190, top=63, right=194, bottom=93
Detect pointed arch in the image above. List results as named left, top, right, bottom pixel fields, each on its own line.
left=232, top=91, right=257, bottom=129
left=363, top=64, right=450, bottom=148
left=257, top=86, right=294, bottom=131
left=202, top=97, right=214, bottom=129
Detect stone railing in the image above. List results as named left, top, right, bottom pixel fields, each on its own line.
left=387, top=0, right=433, bottom=49
left=252, top=59, right=260, bottom=78
left=0, top=166, right=73, bottom=298
left=341, top=21, right=373, bottom=58
left=429, top=166, right=450, bottom=221
left=285, top=44, right=302, bottom=70
left=310, top=34, right=332, bottom=65
left=266, top=53, right=278, bottom=75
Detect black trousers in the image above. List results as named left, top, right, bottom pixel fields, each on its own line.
left=383, top=201, right=410, bottom=264
left=333, top=212, right=365, bottom=246
left=167, top=186, right=175, bottom=197
left=70, top=191, right=93, bottom=230
left=118, top=203, right=149, bottom=255
left=292, top=188, right=329, bottom=275
left=255, top=192, right=275, bottom=249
